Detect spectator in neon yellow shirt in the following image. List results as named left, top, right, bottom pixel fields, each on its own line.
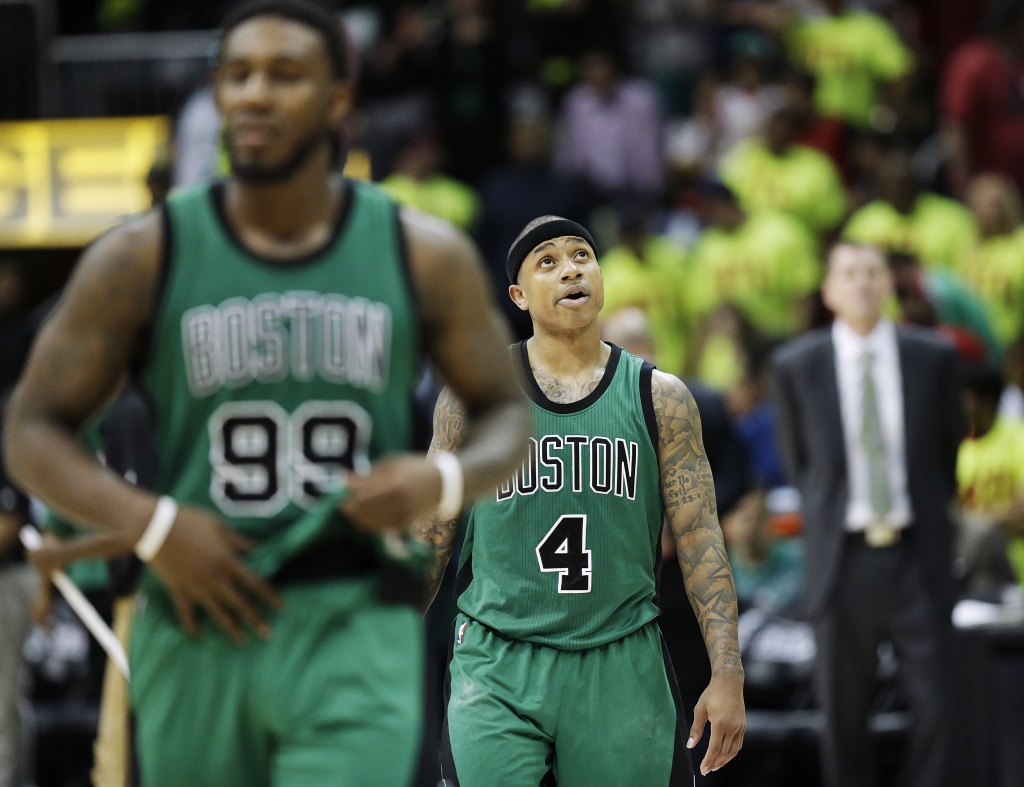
left=599, top=219, right=689, bottom=375
left=844, top=148, right=977, bottom=271
left=380, top=129, right=481, bottom=230
left=957, top=365, right=1024, bottom=586
left=687, top=183, right=821, bottom=338
left=719, top=108, right=848, bottom=235
left=785, top=0, right=913, bottom=127
left=959, top=175, right=1024, bottom=347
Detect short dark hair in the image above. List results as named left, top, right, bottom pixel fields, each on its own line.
left=218, top=0, right=350, bottom=80
left=963, top=363, right=1005, bottom=407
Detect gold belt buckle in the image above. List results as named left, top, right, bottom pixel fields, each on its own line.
left=864, top=522, right=900, bottom=548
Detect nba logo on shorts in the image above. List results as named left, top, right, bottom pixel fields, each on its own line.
left=457, top=621, right=469, bottom=645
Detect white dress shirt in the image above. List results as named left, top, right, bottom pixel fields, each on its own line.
left=832, top=319, right=913, bottom=531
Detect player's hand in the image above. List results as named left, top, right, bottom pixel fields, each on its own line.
left=688, top=672, right=746, bottom=775
left=342, top=454, right=442, bottom=534
left=148, top=505, right=282, bottom=645
left=26, top=534, right=66, bottom=627
left=26, top=532, right=71, bottom=580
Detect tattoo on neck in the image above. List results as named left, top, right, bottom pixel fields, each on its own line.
left=532, top=365, right=605, bottom=404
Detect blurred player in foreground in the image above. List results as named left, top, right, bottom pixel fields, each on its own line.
left=3, top=1, right=530, bottom=786
left=415, top=216, right=746, bottom=785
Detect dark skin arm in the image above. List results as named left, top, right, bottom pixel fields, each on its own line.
left=652, top=370, right=745, bottom=776
left=3, top=211, right=279, bottom=644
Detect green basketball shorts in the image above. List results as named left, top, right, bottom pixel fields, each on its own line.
left=130, top=578, right=424, bottom=787
left=440, top=617, right=693, bottom=787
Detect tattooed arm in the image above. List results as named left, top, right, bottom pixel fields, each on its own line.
left=410, top=386, right=470, bottom=606
left=653, top=370, right=745, bottom=776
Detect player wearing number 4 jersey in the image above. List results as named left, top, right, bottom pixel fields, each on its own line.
left=3, top=2, right=531, bottom=787
left=414, top=216, right=746, bottom=786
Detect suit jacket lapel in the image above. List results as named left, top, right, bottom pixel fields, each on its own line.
left=897, top=332, right=921, bottom=461
left=817, top=335, right=846, bottom=456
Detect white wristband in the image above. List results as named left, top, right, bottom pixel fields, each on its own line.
left=135, top=496, right=178, bottom=563
left=432, top=451, right=464, bottom=520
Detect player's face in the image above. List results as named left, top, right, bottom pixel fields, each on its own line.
left=822, top=245, right=893, bottom=327
left=216, top=16, right=351, bottom=180
left=510, top=236, right=604, bottom=332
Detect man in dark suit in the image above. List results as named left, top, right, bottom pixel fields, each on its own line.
left=771, top=242, right=963, bottom=787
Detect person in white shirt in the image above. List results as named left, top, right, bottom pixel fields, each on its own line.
left=772, top=243, right=963, bottom=787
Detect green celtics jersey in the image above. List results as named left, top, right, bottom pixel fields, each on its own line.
left=138, top=180, right=420, bottom=570
left=456, top=343, right=663, bottom=650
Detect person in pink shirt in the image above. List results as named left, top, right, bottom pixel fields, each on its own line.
left=553, top=49, right=663, bottom=199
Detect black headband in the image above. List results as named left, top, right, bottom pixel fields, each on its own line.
left=506, top=218, right=597, bottom=284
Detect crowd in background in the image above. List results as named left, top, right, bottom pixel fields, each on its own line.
left=165, top=0, right=1024, bottom=782
left=4, top=0, right=1024, bottom=785
left=229, top=0, right=1024, bottom=616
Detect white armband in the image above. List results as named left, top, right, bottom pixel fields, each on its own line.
left=135, top=496, right=178, bottom=562
left=432, top=451, right=464, bottom=520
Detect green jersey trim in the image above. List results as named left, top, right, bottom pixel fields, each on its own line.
left=208, top=179, right=356, bottom=268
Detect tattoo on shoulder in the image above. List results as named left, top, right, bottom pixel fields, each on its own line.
left=532, top=365, right=605, bottom=404
left=652, top=372, right=716, bottom=522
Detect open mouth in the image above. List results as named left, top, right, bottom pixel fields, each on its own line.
left=557, top=288, right=590, bottom=307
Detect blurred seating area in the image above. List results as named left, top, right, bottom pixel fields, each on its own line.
left=3, top=0, right=1024, bottom=786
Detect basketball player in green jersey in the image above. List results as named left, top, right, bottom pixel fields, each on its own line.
left=3, top=2, right=530, bottom=786
left=415, top=216, right=746, bottom=786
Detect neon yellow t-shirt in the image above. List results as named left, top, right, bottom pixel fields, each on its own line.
left=719, top=139, right=848, bottom=234
left=958, top=227, right=1024, bottom=346
left=787, top=11, right=913, bottom=127
left=958, top=419, right=1024, bottom=515
left=380, top=173, right=481, bottom=230
left=687, top=211, right=821, bottom=336
left=843, top=194, right=978, bottom=271
left=957, top=418, right=1024, bottom=585
left=600, top=237, right=689, bottom=375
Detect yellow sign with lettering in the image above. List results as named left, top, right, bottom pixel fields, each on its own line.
left=0, top=117, right=169, bottom=248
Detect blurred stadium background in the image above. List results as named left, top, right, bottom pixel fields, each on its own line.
left=3, top=0, right=1024, bottom=786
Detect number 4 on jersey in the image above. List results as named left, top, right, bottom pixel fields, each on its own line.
left=536, top=514, right=592, bottom=593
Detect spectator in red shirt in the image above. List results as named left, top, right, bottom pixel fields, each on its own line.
left=942, top=1, right=1024, bottom=197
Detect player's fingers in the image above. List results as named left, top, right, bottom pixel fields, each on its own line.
left=688, top=702, right=708, bottom=747
left=232, top=562, right=283, bottom=610
left=201, top=595, right=246, bottom=645
left=218, top=581, right=271, bottom=640
left=726, top=727, right=745, bottom=760
left=726, top=728, right=745, bottom=763
left=700, top=726, right=727, bottom=776
left=168, top=586, right=200, bottom=638
left=711, top=730, right=741, bottom=771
